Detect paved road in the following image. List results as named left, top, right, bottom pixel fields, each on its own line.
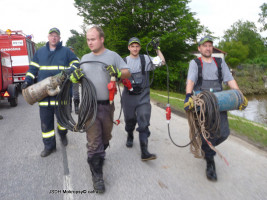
left=0, top=93, right=267, bottom=200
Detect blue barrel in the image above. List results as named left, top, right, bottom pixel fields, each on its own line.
left=214, top=89, right=244, bottom=111
left=194, top=90, right=244, bottom=112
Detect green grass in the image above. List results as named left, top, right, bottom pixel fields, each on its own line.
left=150, top=89, right=184, bottom=112
left=150, top=89, right=267, bottom=148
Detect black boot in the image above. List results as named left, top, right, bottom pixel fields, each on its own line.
left=40, top=147, right=56, bottom=157
left=126, top=132, right=133, bottom=148
left=104, top=142, right=109, bottom=150
left=87, top=156, right=105, bottom=193
left=74, top=99, right=80, bottom=115
left=206, top=157, right=217, bottom=181
left=140, top=139, right=156, bottom=161
left=60, top=134, right=68, bottom=146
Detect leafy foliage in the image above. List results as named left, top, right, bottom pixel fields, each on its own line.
left=74, top=0, right=204, bottom=92
left=258, top=3, right=267, bottom=32
left=219, top=20, right=265, bottom=60
left=65, top=29, right=90, bottom=58
left=219, top=41, right=249, bottom=67
left=35, top=41, right=46, bottom=50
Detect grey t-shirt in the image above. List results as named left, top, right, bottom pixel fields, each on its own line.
left=80, top=49, right=129, bottom=100
left=124, top=55, right=157, bottom=73
left=187, top=58, right=234, bottom=85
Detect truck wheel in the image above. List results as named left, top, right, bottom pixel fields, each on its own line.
left=10, top=97, right=18, bottom=107
left=8, top=84, right=18, bottom=107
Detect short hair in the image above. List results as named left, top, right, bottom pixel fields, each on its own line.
left=87, top=25, right=105, bottom=38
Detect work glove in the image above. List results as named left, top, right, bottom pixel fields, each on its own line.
left=239, top=95, right=248, bottom=111
left=70, top=68, right=84, bottom=83
left=184, top=93, right=194, bottom=111
left=106, top=65, right=121, bottom=78
left=21, top=81, right=31, bottom=90
left=151, top=37, right=160, bottom=50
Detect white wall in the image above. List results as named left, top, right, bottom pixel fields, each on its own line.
left=193, top=53, right=225, bottom=59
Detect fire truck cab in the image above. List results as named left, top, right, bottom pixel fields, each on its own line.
left=0, top=29, right=36, bottom=88
left=0, top=50, right=18, bottom=107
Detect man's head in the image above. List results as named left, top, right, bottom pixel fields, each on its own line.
left=198, top=36, right=213, bottom=58
left=48, top=27, right=61, bottom=48
left=86, top=26, right=105, bottom=54
left=128, top=37, right=141, bottom=57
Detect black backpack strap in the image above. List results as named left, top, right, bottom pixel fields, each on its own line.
left=194, top=57, right=203, bottom=86
left=139, top=54, right=146, bottom=75
left=213, top=57, right=222, bottom=83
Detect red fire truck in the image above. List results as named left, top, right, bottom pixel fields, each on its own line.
left=0, top=50, right=18, bottom=107
left=0, top=29, right=36, bottom=87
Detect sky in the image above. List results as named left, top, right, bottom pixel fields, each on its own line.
left=0, top=0, right=266, bottom=45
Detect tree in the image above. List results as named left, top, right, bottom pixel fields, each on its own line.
left=74, top=0, right=204, bottom=92
left=35, top=41, right=46, bottom=50
left=66, top=29, right=90, bottom=58
left=219, top=41, right=249, bottom=68
left=258, top=3, right=267, bottom=32
left=220, top=20, right=265, bottom=59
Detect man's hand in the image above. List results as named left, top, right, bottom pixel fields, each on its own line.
left=151, top=37, right=160, bottom=50
left=21, top=81, right=30, bottom=90
left=239, top=95, right=248, bottom=110
left=184, top=93, right=194, bottom=111
left=106, top=65, right=121, bottom=78
left=70, top=68, right=84, bottom=83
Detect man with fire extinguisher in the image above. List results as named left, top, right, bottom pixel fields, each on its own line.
left=122, top=37, right=165, bottom=161
left=71, top=26, right=130, bottom=193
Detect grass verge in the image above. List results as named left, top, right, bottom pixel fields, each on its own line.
left=150, top=89, right=267, bottom=150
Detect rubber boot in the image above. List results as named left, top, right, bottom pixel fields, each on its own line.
left=87, top=156, right=105, bottom=193
left=126, top=132, right=134, bottom=148
left=139, top=137, right=156, bottom=161
left=74, top=99, right=80, bottom=115
left=206, top=157, right=217, bottom=181
left=104, top=142, right=109, bottom=150
left=60, top=134, right=68, bottom=146
left=40, top=147, right=56, bottom=157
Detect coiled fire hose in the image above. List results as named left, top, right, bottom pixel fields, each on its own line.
left=56, top=75, right=97, bottom=132
left=186, top=91, right=229, bottom=164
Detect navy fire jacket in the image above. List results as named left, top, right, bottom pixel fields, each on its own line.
left=25, top=41, right=79, bottom=106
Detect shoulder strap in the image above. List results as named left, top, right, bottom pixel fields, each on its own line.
left=213, top=57, right=222, bottom=83
left=194, top=57, right=203, bottom=86
left=139, top=54, right=146, bottom=75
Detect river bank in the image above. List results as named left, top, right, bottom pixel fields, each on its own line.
left=230, top=94, right=267, bottom=125
left=232, top=66, right=267, bottom=95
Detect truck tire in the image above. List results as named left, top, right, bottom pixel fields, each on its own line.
left=8, top=84, right=18, bottom=107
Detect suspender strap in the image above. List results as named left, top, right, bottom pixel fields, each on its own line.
left=194, top=57, right=223, bottom=85
left=213, top=57, right=222, bottom=83
left=139, top=54, right=146, bottom=75
left=194, top=57, right=203, bottom=86
left=123, top=54, right=146, bottom=75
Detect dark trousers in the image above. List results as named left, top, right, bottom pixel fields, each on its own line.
left=39, top=106, right=67, bottom=150
left=86, top=103, right=114, bottom=158
left=201, top=111, right=230, bottom=158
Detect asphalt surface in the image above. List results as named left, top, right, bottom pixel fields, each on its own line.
left=0, top=92, right=267, bottom=200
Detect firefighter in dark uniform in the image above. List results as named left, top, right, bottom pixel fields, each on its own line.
left=184, top=36, right=248, bottom=181
left=22, top=28, right=79, bottom=157
left=122, top=37, right=165, bottom=161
